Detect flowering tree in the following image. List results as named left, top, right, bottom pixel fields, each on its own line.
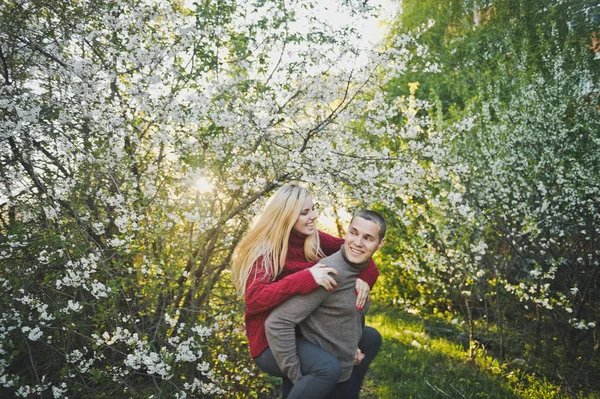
left=460, top=55, right=600, bottom=359
left=0, top=0, right=445, bottom=397
left=371, top=90, right=491, bottom=359
left=377, top=0, right=600, bottom=379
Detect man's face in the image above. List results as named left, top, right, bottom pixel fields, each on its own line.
left=343, top=216, right=384, bottom=264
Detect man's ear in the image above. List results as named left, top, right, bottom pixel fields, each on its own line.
left=377, top=238, right=385, bottom=251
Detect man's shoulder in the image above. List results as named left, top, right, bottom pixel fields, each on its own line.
left=320, top=249, right=343, bottom=265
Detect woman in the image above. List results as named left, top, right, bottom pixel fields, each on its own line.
left=232, top=184, right=380, bottom=399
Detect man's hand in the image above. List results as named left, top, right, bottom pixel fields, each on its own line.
left=309, top=263, right=339, bottom=291
left=355, top=278, right=370, bottom=309
left=354, top=348, right=365, bottom=365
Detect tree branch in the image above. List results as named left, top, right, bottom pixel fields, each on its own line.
left=0, top=45, right=11, bottom=85
left=17, top=36, right=69, bottom=68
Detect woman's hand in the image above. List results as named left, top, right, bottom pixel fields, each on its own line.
left=354, top=348, right=365, bottom=365
left=355, top=278, right=370, bottom=309
left=309, top=263, right=339, bottom=291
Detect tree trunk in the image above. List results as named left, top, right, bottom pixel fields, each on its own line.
left=465, top=295, right=474, bottom=359
left=495, top=271, right=505, bottom=359
left=473, top=7, right=480, bottom=27
left=333, top=206, right=346, bottom=238
left=535, top=304, right=542, bottom=357
left=594, top=325, right=598, bottom=353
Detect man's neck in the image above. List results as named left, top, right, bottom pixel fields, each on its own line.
left=340, top=246, right=370, bottom=270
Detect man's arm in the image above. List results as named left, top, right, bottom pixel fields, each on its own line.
left=265, top=289, right=328, bottom=383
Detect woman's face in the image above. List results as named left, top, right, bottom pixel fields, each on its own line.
left=292, top=195, right=318, bottom=236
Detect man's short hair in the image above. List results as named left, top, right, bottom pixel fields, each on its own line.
left=352, top=210, right=386, bottom=241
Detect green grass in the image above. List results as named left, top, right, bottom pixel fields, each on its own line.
left=360, top=307, right=600, bottom=399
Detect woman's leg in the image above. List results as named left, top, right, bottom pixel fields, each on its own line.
left=336, top=326, right=382, bottom=399
left=254, top=338, right=341, bottom=399
left=253, top=346, right=292, bottom=398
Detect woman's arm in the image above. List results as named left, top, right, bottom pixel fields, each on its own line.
left=245, top=260, right=338, bottom=316
left=355, top=259, right=378, bottom=309
left=245, top=264, right=317, bottom=317
left=357, top=258, right=379, bottom=289
left=318, top=230, right=344, bottom=256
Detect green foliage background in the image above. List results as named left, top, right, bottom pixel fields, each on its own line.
left=370, top=0, right=600, bottom=397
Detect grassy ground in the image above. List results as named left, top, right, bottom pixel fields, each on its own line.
left=360, top=306, right=600, bottom=399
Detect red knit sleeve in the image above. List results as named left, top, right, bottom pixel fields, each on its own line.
left=318, top=230, right=343, bottom=256
left=245, top=259, right=319, bottom=316
left=317, top=230, right=379, bottom=288
left=358, top=258, right=379, bottom=288
left=283, top=259, right=319, bottom=273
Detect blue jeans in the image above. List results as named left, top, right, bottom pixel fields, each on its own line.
left=254, top=337, right=341, bottom=399
left=255, top=326, right=382, bottom=399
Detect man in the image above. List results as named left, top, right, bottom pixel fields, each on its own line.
left=265, top=210, right=386, bottom=399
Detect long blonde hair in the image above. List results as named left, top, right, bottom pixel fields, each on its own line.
left=231, top=184, right=323, bottom=296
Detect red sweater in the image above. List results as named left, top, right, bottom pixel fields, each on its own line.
left=244, top=230, right=379, bottom=358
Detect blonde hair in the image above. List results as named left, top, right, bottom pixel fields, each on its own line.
left=231, top=185, right=323, bottom=296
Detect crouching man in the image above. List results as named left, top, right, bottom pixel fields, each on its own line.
left=266, top=210, right=386, bottom=399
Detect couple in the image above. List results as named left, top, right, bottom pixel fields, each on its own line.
left=232, top=185, right=386, bottom=399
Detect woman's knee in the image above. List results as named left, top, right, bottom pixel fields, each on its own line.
left=253, top=348, right=286, bottom=378
left=314, top=353, right=341, bottom=381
